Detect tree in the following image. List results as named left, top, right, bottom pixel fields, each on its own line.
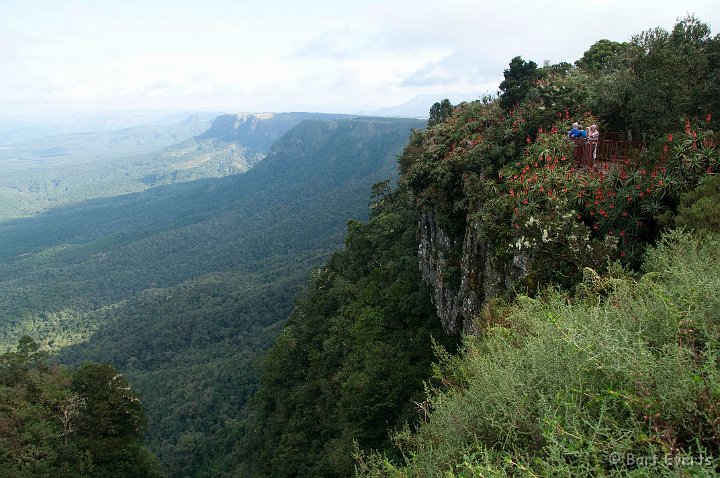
left=0, top=340, right=161, bottom=477
left=575, top=39, right=632, bottom=70
left=625, top=15, right=719, bottom=136
left=428, top=99, right=453, bottom=127
left=71, top=363, right=158, bottom=476
left=72, top=363, right=145, bottom=446
left=499, top=56, right=541, bottom=109
left=59, top=393, right=86, bottom=446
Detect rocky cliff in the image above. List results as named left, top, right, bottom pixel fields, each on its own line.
left=417, top=209, right=529, bottom=334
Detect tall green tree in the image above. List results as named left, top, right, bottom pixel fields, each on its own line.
left=0, top=339, right=161, bottom=477
left=575, top=39, right=632, bottom=70
left=499, top=56, right=541, bottom=109
left=626, top=15, right=719, bottom=135
left=428, top=99, right=453, bottom=127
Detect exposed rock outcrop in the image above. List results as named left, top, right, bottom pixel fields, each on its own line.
left=418, top=210, right=529, bottom=335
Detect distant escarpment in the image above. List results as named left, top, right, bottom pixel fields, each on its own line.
left=197, top=112, right=350, bottom=153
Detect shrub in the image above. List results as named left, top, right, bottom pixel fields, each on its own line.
left=357, top=231, right=720, bottom=477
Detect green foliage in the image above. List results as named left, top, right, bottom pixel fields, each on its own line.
left=428, top=99, right=454, bottom=127
left=0, top=117, right=421, bottom=476
left=624, top=16, right=718, bottom=136
left=0, top=338, right=161, bottom=477
left=238, top=191, right=456, bottom=477
left=499, top=56, right=542, bottom=110
left=674, top=174, right=720, bottom=233
left=1, top=15, right=717, bottom=477
left=399, top=15, right=720, bottom=297
left=575, top=39, right=633, bottom=71
left=245, top=17, right=720, bottom=476
left=496, top=125, right=719, bottom=265
left=358, top=231, right=720, bottom=477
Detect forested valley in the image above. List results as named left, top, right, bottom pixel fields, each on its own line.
left=0, top=116, right=422, bottom=475
left=1, top=13, right=720, bottom=478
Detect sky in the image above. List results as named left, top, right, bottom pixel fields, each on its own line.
left=1, top=0, right=718, bottom=116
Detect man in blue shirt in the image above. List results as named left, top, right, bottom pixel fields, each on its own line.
left=568, top=122, right=580, bottom=138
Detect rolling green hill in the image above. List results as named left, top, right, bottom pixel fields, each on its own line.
left=0, top=115, right=214, bottom=171
left=0, top=112, right=349, bottom=220
left=0, top=116, right=423, bottom=476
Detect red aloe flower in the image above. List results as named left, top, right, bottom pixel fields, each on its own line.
left=707, top=113, right=712, bottom=122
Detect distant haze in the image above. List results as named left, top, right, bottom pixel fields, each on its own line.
left=1, top=0, right=718, bottom=115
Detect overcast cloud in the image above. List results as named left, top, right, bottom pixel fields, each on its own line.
left=0, top=0, right=718, bottom=115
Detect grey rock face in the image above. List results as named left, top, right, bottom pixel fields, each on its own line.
left=418, top=210, right=528, bottom=335
left=418, top=210, right=464, bottom=334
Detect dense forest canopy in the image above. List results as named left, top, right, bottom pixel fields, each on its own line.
left=0, top=13, right=718, bottom=478
left=0, top=337, right=162, bottom=477
left=0, top=117, right=422, bottom=476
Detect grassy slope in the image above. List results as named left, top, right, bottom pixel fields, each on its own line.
left=358, top=231, right=720, bottom=477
